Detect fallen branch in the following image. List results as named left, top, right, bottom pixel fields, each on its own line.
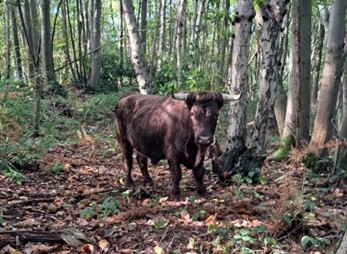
left=0, top=228, right=96, bottom=247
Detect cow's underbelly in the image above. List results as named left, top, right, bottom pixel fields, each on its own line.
left=128, top=134, right=166, bottom=164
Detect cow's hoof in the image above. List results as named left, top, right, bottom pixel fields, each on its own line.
left=169, top=193, right=181, bottom=201
left=198, top=190, right=211, bottom=199
left=125, top=179, right=135, bottom=186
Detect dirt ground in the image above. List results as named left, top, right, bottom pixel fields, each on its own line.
left=0, top=138, right=346, bottom=254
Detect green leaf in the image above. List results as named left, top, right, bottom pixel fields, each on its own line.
left=154, top=220, right=168, bottom=229
left=233, top=234, right=242, bottom=240
left=301, top=235, right=316, bottom=248
left=242, top=235, right=256, bottom=243
left=264, top=237, right=277, bottom=247
left=208, top=224, right=216, bottom=233
left=240, top=228, right=250, bottom=235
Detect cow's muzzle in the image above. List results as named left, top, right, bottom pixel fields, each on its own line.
left=197, top=135, right=213, bottom=146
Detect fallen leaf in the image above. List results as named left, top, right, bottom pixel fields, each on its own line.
left=154, top=245, right=166, bottom=254
left=98, top=239, right=110, bottom=253
left=80, top=244, right=94, bottom=253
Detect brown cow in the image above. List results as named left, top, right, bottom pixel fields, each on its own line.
left=115, top=91, right=240, bottom=200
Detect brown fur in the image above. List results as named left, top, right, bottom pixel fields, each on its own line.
left=114, top=92, right=225, bottom=199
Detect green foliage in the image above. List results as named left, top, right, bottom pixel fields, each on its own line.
left=49, top=163, right=64, bottom=174
left=231, top=168, right=265, bottom=185
left=80, top=197, right=121, bottom=219
left=192, top=210, right=206, bottom=221
left=0, top=166, right=26, bottom=184
left=153, top=220, right=169, bottom=229
left=100, top=49, right=136, bottom=90
left=76, top=92, right=120, bottom=125
left=302, top=153, right=332, bottom=173
left=80, top=202, right=98, bottom=219
left=154, top=59, right=211, bottom=95
left=233, top=228, right=257, bottom=244
left=100, top=197, right=121, bottom=218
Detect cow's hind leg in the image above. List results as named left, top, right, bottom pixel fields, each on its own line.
left=193, top=166, right=207, bottom=196
left=120, top=140, right=134, bottom=185
left=136, top=154, right=153, bottom=185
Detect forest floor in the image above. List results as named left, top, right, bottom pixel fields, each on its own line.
left=0, top=135, right=346, bottom=254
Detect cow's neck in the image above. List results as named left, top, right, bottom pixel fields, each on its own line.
left=186, top=138, right=208, bottom=168
left=194, top=145, right=208, bottom=168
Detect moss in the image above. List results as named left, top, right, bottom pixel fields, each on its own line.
left=272, top=135, right=295, bottom=161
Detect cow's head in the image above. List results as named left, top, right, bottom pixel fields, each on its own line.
left=173, top=92, right=240, bottom=146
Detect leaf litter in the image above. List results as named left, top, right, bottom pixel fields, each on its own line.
left=0, top=137, right=346, bottom=254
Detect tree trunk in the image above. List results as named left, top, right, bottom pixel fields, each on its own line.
left=273, top=0, right=312, bottom=160
left=251, top=0, right=288, bottom=153
left=295, top=0, right=311, bottom=144
left=140, top=0, right=147, bottom=57
left=274, top=3, right=290, bottom=137
left=122, top=0, right=151, bottom=94
left=11, top=4, right=23, bottom=81
left=18, top=0, right=41, bottom=137
left=157, top=0, right=166, bottom=71
left=4, top=2, right=11, bottom=79
left=310, top=6, right=328, bottom=109
left=61, top=0, right=78, bottom=85
left=88, top=0, right=102, bottom=89
left=41, top=0, right=58, bottom=93
left=176, top=0, right=186, bottom=88
left=334, top=33, right=347, bottom=174
left=215, top=0, right=255, bottom=179
left=311, top=0, right=347, bottom=149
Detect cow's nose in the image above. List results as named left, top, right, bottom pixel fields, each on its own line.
left=198, top=135, right=213, bottom=145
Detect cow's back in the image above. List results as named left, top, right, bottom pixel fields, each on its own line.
left=115, top=93, right=192, bottom=164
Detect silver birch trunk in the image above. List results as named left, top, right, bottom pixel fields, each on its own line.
left=227, top=0, right=254, bottom=145
left=157, top=0, right=166, bottom=71
left=311, top=0, right=347, bottom=148
left=251, top=0, right=288, bottom=153
left=122, top=0, right=151, bottom=94
left=11, top=4, right=23, bottom=80
left=176, top=0, right=186, bottom=88
left=4, top=2, right=10, bottom=79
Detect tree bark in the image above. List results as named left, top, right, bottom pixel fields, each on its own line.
left=10, top=4, right=23, bottom=80
left=215, top=0, right=255, bottom=178
left=157, top=0, right=166, bottom=71
left=227, top=0, right=255, bottom=146
left=311, top=0, right=347, bottom=148
left=4, top=2, right=11, bottom=79
left=88, top=0, right=102, bottom=89
left=41, top=0, right=58, bottom=90
left=122, top=0, right=151, bottom=94
left=176, top=0, right=186, bottom=88
left=251, top=0, right=288, bottom=153
left=295, top=0, right=311, bottom=144
left=310, top=6, right=328, bottom=108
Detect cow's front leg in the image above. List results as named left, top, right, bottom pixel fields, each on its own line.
left=193, top=166, right=207, bottom=196
left=136, top=154, right=153, bottom=185
left=168, top=160, right=182, bottom=200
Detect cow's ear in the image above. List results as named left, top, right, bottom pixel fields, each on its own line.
left=185, top=93, right=196, bottom=109
left=217, top=100, right=224, bottom=109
